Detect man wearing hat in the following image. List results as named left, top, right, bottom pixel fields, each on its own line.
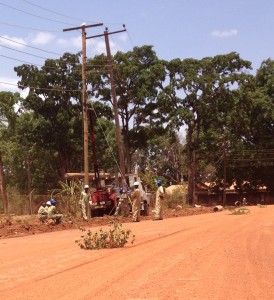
left=131, top=181, right=141, bottom=222
left=153, top=179, right=165, bottom=220
left=47, top=199, right=63, bottom=224
left=79, top=185, right=90, bottom=221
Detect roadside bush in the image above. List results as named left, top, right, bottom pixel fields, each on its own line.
left=75, top=221, right=135, bottom=250
left=165, top=187, right=188, bottom=209
left=55, top=180, right=82, bottom=216
left=229, top=208, right=250, bottom=215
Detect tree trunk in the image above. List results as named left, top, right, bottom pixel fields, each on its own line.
left=0, top=152, right=8, bottom=214
left=124, top=136, right=131, bottom=174
left=187, top=149, right=195, bottom=205
left=186, top=127, right=195, bottom=205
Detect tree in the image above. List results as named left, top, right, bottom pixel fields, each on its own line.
left=157, top=52, right=253, bottom=204
left=15, top=52, right=85, bottom=179
left=0, top=92, right=21, bottom=213
left=86, top=45, right=166, bottom=173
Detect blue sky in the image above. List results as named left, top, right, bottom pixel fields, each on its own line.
left=1, top=0, right=274, bottom=96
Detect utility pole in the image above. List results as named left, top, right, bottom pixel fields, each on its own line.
left=63, top=23, right=103, bottom=186
left=87, top=26, right=127, bottom=180
left=223, top=140, right=227, bottom=206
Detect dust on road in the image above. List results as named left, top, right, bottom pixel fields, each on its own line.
left=0, top=205, right=273, bottom=300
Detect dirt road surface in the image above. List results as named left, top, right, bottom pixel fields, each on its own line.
left=1, top=205, right=273, bottom=300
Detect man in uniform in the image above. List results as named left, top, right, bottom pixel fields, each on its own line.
left=37, top=202, right=48, bottom=222
left=131, top=181, right=141, bottom=222
left=47, top=199, right=63, bottom=224
left=153, top=179, right=165, bottom=220
left=79, top=185, right=90, bottom=221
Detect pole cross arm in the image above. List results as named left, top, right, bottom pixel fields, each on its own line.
left=63, top=23, right=103, bottom=32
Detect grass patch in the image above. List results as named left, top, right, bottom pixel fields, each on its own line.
left=229, top=208, right=250, bottom=215
left=257, top=204, right=267, bottom=208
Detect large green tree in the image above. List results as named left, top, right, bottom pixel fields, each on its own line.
left=86, top=45, right=166, bottom=173
left=0, top=92, right=21, bottom=212
left=15, top=52, right=86, bottom=179
left=157, top=52, right=253, bottom=204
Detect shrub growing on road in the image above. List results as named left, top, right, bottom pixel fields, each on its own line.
left=75, top=221, right=135, bottom=250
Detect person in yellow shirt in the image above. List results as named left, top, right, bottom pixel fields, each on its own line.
left=37, top=202, right=48, bottom=222
left=131, top=181, right=141, bottom=222
left=47, top=199, right=63, bottom=224
left=154, top=179, right=165, bottom=220
left=79, top=185, right=90, bottom=221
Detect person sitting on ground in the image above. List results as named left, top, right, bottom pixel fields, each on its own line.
left=47, top=199, right=63, bottom=224
left=37, top=202, right=48, bottom=222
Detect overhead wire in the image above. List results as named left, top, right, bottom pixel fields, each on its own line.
left=0, top=35, right=62, bottom=56
left=0, top=44, right=51, bottom=60
left=0, top=81, right=82, bottom=93
left=0, top=20, right=61, bottom=32
left=0, top=2, right=77, bottom=26
left=20, top=0, right=122, bottom=26
left=20, top=0, right=91, bottom=22
left=88, top=98, right=130, bottom=189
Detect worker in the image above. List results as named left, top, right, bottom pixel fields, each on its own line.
left=79, top=185, right=90, bottom=221
left=114, top=187, right=130, bottom=217
left=37, top=202, right=48, bottom=222
left=153, top=179, right=165, bottom=220
left=114, top=188, right=123, bottom=216
left=47, top=199, right=63, bottom=224
left=131, top=181, right=141, bottom=222
left=46, top=200, right=52, bottom=209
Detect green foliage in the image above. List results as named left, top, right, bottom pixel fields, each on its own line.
left=229, top=208, right=250, bottom=215
left=75, top=221, right=135, bottom=250
left=54, top=180, right=82, bottom=216
left=87, top=46, right=167, bottom=172
left=257, top=204, right=267, bottom=208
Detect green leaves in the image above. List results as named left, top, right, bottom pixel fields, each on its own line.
left=75, top=221, right=135, bottom=250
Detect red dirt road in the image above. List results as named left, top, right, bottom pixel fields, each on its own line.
left=0, top=206, right=273, bottom=300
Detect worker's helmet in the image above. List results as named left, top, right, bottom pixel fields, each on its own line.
left=84, top=184, right=89, bottom=189
left=46, top=201, right=52, bottom=206
left=119, top=187, right=123, bottom=193
left=133, top=181, right=139, bottom=186
left=50, top=199, right=56, bottom=205
left=157, top=179, right=162, bottom=185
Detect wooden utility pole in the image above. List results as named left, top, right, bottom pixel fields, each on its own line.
left=223, top=143, right=227, bottom=206
left=87, top=26, right=127, bottom=179
left=63, top=23, right=103, bottom=186
left=104, top=29, right=126, bottom=178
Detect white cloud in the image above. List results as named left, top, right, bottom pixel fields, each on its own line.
left=211, top=29, right=238, bottom=38
left=0, top=35, right=27, bottom=49
left=118, top=33, right=128, bottom=42
left=0, top=77, right=29, bottom=99
left=57, top=36, right=82, bottom=49
left=0, top=77, right=18, bottom=90
left=30, top=32, right=55, bottom=45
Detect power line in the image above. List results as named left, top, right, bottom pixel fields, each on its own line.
left=20, top=0, right=88, bottom=22
left=0, top=44, right=50, bottom=60
left=20, top=0, right=119, bottom=25
left=0, top=2, right=77, bottom=26
left=0, top=20, right=60, bottom=32
left=0, top=81, right=82, bottom=93
left=0, top=35, right=61, bottom=56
